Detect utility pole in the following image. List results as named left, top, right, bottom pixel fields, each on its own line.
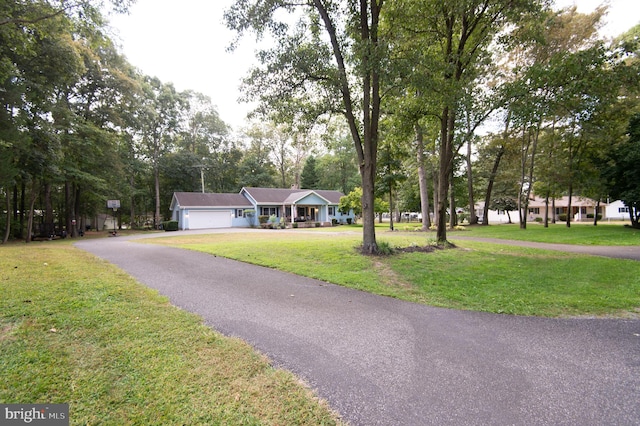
left=192, top=159, right=207, bottom=193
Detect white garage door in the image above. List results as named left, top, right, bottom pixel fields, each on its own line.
left=187, top=210, right=232, bottom=229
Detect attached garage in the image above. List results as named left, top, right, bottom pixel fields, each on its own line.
left=170, top=192, right=253, bottom=230
left=187, top=210, right=232, bottom=229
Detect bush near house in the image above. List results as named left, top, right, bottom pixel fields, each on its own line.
left=162, top=220, right=178, bottom=231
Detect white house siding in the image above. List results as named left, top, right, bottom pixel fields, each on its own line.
left=185, top=210, right=232, bottom=229
left=605, top=200, right=630, bottom=221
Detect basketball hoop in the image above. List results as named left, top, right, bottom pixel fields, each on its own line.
left=107, top=200, right=120, bottom=235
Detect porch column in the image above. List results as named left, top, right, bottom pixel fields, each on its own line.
left=292, top=203, right=296, bottom=224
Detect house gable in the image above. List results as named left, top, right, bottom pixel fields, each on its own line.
left=286, top=191, right=331, bottom=205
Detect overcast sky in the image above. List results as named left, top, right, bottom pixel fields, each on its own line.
left=107, top=0, right=640, bottom=131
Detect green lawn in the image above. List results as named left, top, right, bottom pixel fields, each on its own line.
left=324, top=220, right=640, bottom=246
left=0, top=243, right=343, bottom=425
left=3, top=224, right=638, bottom=423
left=147, top=228, right=640, bottom=318
left=455, top=222, right=640, bottom=245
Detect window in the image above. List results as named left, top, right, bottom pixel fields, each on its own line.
left=236, top=209, right=244, bottom=218
left=261, top=207, right=277, bottom=216
left=528, top=208, right=540, bottom=215
left=619, top=207, right=629, bottom=213
left=328, top=206, right=335, bottom=216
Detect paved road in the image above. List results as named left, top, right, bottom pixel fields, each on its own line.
left=76, top=233, right=640, bottom=425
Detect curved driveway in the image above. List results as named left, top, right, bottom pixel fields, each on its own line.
left=450, top=235, right=640, bottom=261
left=76, top=232, right=640, bottom=425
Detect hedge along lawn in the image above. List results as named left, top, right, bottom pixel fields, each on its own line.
left=146, top=230, right=640, bottom=318
left=457, top=222, right=640, bottom=246
left=0, top=243, right=343, bottom=425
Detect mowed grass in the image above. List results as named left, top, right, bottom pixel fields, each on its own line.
left=147, top=229, right=640, bottom=318
left=319, top=220, right=640, bottom=245
left=0, top=243, right=343, bottom=425
left=458, top=222, right=640, bottom=245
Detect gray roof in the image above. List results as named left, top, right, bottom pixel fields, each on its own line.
left=173, top=192, right=253, bottom=208
left=243, top=187, right=344, bottom=204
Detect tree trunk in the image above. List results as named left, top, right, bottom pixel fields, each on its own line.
left=432, top=167, right=439, bottom=226
left=449, top=174, right=456, bottom=228
left=25, top=183, right=38, bottom=243
left=466, top=136, right=477, bottom=225
left=19, top=183, right=25, bottom=239
left=360, top=157, right=377, bottom=253
left=154, top=163, right=161, bottom=229
left=314, top=0, right=379, bottom=253
left=388, top=187, right=394, bottom=230
left=519, top=119, right=541, bottom=230
left=482, top=112, right=510, bottom=226
left=415, top=123, right=431, bottom=230
left=65, top=181, right=73, bottom=238
left=2, top=189, right=10, bottom=244
left=566, top=183, right=573, bottom=228
left=544, top=191, right=550, bottom=228
left=73, top=185, right=81, bottom=237
left=594, top=199, right=600, bottom=226
left=630, top=203, right=639, bottom=229
left=482, top=145, right=503, bottom=226
left=44, top=182, right=53, bottom=226
left=436, top=106, right=455, bottom=243
left=129, top=174, right=136, bottom=228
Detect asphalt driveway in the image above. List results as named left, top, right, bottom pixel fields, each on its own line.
left=75, top=233, right=640, bottom=425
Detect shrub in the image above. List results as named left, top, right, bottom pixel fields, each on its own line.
left=332, top=219, right=338, bottom=226
left=376, top=240, right=395, bottom=255
left=258, top=215, right=269, bottom=224
left=293, top=223, right=298, bottom=228
left=535, top=217, right=543, bottom=223
left=315, top=222, right=321, bottom=227
left=163, top=220, right=178, bottom=231
left=346, top=218, right=352, bottom=225
left=558, top=214, right=567, bottom=221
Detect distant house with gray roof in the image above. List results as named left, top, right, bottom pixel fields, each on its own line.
left=170, top=187, right=354, bottom=230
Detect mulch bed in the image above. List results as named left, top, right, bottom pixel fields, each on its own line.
left=395, top=243, right=456, bottom=254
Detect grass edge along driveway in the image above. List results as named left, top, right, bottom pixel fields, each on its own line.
left=146, top=227, right=640, bottom=319
left=0, top=243, right=344, bottom=425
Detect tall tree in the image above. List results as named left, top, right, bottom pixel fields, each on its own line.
left=225, top=0, right=385, bottom=253
left=138, top=78, right=185, bottom=228
left=238, top=124, right=278, bottom=188
left=300, top=155, right=320, bottom=189
left=605, top=114, right=640, bottom=228
left=385, top=0, right=546, bottom=242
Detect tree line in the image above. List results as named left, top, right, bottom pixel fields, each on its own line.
left=2, top=1, right=639, bottom=248
left=0, top=0, right=360, bottom=243
left=225, top=0, right=640, bottom=251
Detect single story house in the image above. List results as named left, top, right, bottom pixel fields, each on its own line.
left=605, top=199, right=631, bottom=221
left=475, top=195, right=608, bottom=224
left=170, top=187, right=355, bottom=230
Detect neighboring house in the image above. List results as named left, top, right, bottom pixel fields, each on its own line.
left=605, top=199, right=631, bottom=221
left=170, top=187, right=355, bottom=230
left=475, top=195, right=607, bottom=224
